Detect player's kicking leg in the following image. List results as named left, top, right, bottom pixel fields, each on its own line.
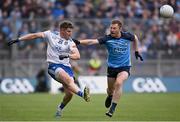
left=56, top=69, right=90, bottom=102
left=48, top=65, right=90, bottom=117
left=55, top=82, right=90, bottom=118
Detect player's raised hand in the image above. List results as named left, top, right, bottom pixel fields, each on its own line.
left=7, top=39, right=20, bottom=46
left=135, top=51, right=143, bottom=61
left=59, top=53, right=69, bottom=60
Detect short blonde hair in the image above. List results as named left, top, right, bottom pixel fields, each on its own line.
left=111, top=20, right=122, bottom=28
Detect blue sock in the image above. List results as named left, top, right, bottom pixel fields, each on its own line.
left=76, top=91, right=83, bottom=97
left=59, top=103, right=65, bottom=110
left=110, top=102, right=117, bottom=112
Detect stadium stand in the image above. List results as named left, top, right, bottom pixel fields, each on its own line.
left=0, top=0, right=179, bottom=77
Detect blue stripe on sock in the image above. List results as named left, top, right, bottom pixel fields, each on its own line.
left=110, top=102, right=117, bottom=112
left=59, top=103, right=65, bottom=109
left=77, top=91, right=83, bottom=97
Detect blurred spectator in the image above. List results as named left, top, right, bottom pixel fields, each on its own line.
left=51, top=3, right=65, bottom=20
left=167, top=31, right=178, bottom=47
left=138, top=36, right=148, bottom=59
left=0, top=0, right=179, bottom=19
left=65, top=1, right=78, bottom=18
left=0, top=31, right=6, bottom=49
left=35, top=68, right=49, bottom=92
left=88, top=52, right=102, bottom=75
left=1, top=19, right=12, bottom=39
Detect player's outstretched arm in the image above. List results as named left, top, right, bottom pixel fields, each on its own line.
left=134, top=34, right=143, bottom=61
left=79, top=39, right=99, bottom=45
left=7, top=32, right=45, bottom=46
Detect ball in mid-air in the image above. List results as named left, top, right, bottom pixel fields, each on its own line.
left=160, top=5, right=174, bottom=18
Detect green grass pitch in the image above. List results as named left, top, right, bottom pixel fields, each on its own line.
left=0, top=93, right=180, bottom=121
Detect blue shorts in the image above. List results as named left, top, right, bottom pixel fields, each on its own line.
left=48, top=63, right=74, bottom=81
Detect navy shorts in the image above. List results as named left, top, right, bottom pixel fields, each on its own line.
left=48, top=63, right=74, bottom=81
left=107, top=66, right=131, bottom=78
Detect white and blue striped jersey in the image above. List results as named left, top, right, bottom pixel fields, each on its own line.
left=43, top=30, right=75, bottom=67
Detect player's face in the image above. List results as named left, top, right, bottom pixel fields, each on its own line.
left=110, top=24, right=121, bottom=38
left=61, top=28, right=73, bottom=39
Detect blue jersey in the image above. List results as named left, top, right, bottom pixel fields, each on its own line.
left=98, top=32, right=135, bottom=68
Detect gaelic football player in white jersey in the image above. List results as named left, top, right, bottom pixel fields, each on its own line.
left=8, top=21, right=90, bottom=117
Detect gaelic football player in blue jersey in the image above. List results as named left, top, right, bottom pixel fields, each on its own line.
left=78, top=20, right=143, bottom=117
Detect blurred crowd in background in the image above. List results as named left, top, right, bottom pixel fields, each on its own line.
left=0, top=0, right=180, bottom=60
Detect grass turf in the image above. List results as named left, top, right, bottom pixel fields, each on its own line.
left=0, top=93, right=180, bottom=121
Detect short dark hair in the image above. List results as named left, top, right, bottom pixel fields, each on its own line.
left=111, top=20, right=122, bottom=28
left=59, top=21, right=74, bottom=29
